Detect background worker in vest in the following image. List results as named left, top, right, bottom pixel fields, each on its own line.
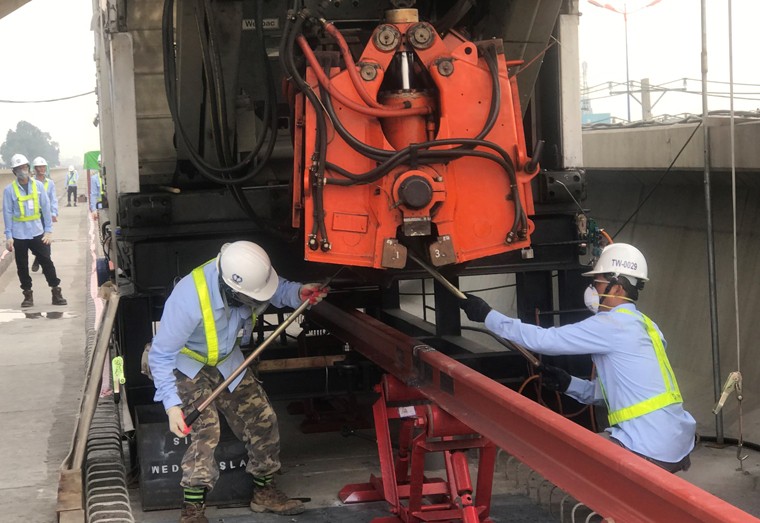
left=2, top=153, right=67, bottom=307
left=148, top=241, right=328, bottom=523
left=89, top=163, right=103, bottom=220
left=30, top=157, right=58, bottom=273
left=65, top=165, right=78, bottom=207
left=459, top=243, right=696, bottom=473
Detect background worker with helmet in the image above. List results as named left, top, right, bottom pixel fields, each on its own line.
left=89, top=155, right=103, bottom=219
left=2, top=153, right=67, bottom=307
left=30, top=157, right=58, bottom=273
left=65, top=165, right=78, bottom=206
left=459, top=243, right=696, bottom=473
left=148, top=241, right=328, bottom=523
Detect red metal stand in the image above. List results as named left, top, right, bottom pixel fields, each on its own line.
left=339, top=375, right=496, bottom=522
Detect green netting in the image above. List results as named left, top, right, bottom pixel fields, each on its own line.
left=83, top=150, right=101, bottom=170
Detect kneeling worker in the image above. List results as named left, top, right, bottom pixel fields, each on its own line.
left=459, top=243, right=695, bottom=473
left=149, top=241, right=328, bottom=523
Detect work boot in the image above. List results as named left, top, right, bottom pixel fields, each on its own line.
left=74, top=202, right=77, bottom=207
left=51, top=287, right=67, bottom=306
left=66, top=202, right=71, bottom=207
left=31, top=259, right=40, bottom=272
left=250, top=483, right=305, bottom=515
left=21, top=290, right=33, bottom=308
left=179, top=502, right=208, bottom=523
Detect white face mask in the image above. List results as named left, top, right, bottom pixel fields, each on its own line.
left=14, top=167, right=29, bottom=180
left=584, top=285, right=600, bottom=313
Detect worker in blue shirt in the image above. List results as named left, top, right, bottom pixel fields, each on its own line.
left=3, top=153, right=67, bottom=307
left=149, top=241, right=327, bottom=523
left=30, top=157, right=58, bottom=273
left=65, top=165, right=78, bottom=206
left=89, top=168, right=103, bottom=218
left=459, top=243, right=695, bottom=473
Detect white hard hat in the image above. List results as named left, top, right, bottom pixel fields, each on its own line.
left=68, top=165, right=75, bottom=172
left=216, top=241, right=278, bottom=301
left=582, top=243, right=648, bottom=284
left=97, top=154, right=101, bottom=164
left=11, top=153, right=29, bottom=169
left=32, top=156, right=47, bottom=167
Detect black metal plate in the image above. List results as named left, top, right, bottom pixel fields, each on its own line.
left=135, top=404, right=254, bottom=511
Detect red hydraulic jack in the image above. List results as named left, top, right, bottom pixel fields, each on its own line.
left=339, top=374, right=497, bottom=523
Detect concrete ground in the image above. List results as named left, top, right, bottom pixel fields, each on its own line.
left=0, top=166, right=88, bottom=523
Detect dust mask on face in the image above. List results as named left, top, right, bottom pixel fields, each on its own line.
left=584, top=285, right=600, bottom=313
left=14, top=167, right=29, bottom=180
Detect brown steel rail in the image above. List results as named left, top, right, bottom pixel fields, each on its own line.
left=310, top=302, right=759, bottom=523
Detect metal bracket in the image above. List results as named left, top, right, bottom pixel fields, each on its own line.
left=713, top=371, right=742, bottom=415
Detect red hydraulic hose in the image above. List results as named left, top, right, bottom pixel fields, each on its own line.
left=321, top=21, right=407, bottom=110
left=296, top=35, right=432, bottom=118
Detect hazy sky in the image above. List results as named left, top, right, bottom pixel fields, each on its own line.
left=579, top=0, right=760, bottom=121
left=0, top=0, right=757, bottom=163
left=0, top=0, right=97, bottom=164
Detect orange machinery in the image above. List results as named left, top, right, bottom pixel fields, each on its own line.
left=290, top=8, right=539, bottom=269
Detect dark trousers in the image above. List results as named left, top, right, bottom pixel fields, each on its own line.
left=32, top=244, right=51, bottom=269
left=67, top=186, right=77, bottom=204
left=608, top=435, right=691, bottom=473
left=13, top=235, right=60, bottom=290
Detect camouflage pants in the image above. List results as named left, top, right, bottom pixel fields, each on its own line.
left=175, top=367, right=280, bottom=490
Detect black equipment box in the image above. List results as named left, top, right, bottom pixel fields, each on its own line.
left=135, top=404, right=254, bottom=510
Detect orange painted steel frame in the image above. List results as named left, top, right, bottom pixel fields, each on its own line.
left=294, top=21, right=537, bottom=269
left=312, top=302, right=760, bottom=523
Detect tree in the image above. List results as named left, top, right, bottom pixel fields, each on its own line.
left=0, top=121, right=60, bottom=167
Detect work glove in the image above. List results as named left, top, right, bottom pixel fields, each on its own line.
left=459, top=293, right=492, bottom=323
left=5, top=238, right=13, bottom=252
left=166, top=405, right=190, bottom=438
left=299, top=283, right=329, bottom=305
left=538, top=365, right=572, bottom=393
left=41, top=232, right=52, bottom=245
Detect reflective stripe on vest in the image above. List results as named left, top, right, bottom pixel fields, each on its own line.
left=179, top=262, right=220, bottom=366
left=12, top=180, right=41, bottom=222
left=66, top=173, right=76, bottom=186
left=600, top=308, right=683, bottom=426
left=43, top=179, right=49, bottom=191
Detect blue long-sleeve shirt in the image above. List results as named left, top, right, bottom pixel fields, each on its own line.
left=42, top=178, right=58, bottom=218
left=149, top=261, right=303, bottom=411
left=89, top=172, right=102, bottom=212
left=484, top=302, right=696, bottom=463
left=3, top=179, right=52, bottom=240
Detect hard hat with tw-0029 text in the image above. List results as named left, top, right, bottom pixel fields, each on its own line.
left=582, top=243, right=648, bottom=283
left=216, top=241, right=279, bottom=302
left=11, top=154, right=29, bottom=168
left=31, top=156, right=47, bottom=167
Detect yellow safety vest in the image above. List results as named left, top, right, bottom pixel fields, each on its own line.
left=43, top=179, right=49, bottom=191
left=12, top=180, right=41, bottom=222
left=179, top=261, right=252, bottom=366
left=180, top=262, right=221, bottom=366
left=601, top=309, right=683, bottom=426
